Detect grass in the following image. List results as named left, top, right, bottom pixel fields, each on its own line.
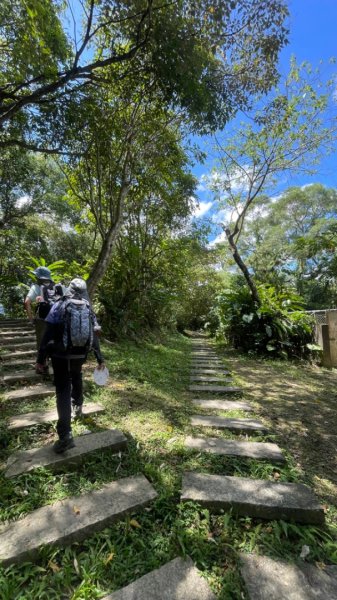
left=0, top=332, right=336, bottom=599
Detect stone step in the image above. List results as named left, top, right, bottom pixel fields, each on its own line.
left=181, top=472, right=325, bottom=524
left=4, top=384, right=54, bottom=401
left=2, top=370, right=42, bottom=385
left=191, top=360, right=224, bottom=366
left=1, top=349, right=36, bottom=361
left=5, top=429, right=126, bottom=478
left=191, top=415, right=267, bottom=433
left=191, top=369, right=231, bottom=375
left=0, top=330, right=33, bottom=338
left=185, top=437, right=285, bottom=463
left=7, top=402, right=104, bottom=431
left=0, top=331, right=36, bottom=344
left=103, top=557, right=216, bottom=600
left=240, top=554, right=337, bottom=600
left=1, top=358, right=35, bottom=370
left=0, top=320, right=27, bottom=327
left=192, top=399, right=252, bottom=411
left=192, top=350, right=219, bottom=358
left=0, top=474, right=157, bottom=566
left=189, top=385, right=241, bottom=393
left=1, top=340, right=36, bottom=349
left=190, top=376, right=232, bottom=383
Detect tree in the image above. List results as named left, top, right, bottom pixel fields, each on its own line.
left=241, top=185, right=337, bottom=308
left=0, top=149, right=68, bottom=229
left=209, top=60, right=337, bottom=304
left=0, top=0, right=289, bottom=151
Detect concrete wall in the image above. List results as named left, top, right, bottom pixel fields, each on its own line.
left=310, top=310, right=337, bottom=367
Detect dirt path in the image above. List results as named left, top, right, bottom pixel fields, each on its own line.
left=223, top=350, right=337, bottom=505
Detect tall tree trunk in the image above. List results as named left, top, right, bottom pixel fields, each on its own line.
left=86, top=180, right=130, bottom=298
left=225, top=228, right=261, bottom=306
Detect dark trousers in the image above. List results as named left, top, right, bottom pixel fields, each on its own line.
left=51, top=357, right=85, bottom=438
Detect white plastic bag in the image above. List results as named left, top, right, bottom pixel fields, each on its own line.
left=93, top=366, right=109, bottom=386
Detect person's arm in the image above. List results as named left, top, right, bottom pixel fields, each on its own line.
left=24, top=284, right=39, bottom=322
left=24, top=297, right=34, bottom=322
left=92, top=333, right=105, bottom=368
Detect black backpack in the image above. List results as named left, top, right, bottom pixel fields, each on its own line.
left=36, top=283, right=63, bottom=319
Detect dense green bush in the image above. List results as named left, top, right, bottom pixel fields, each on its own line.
left=214, top=284, right=317, bottom=359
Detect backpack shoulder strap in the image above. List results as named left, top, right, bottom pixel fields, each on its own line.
left=41, top=285, right=49, bottom=303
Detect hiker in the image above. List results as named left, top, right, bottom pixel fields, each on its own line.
left=24, top=266, right=64, bottom=374
left=36, top=278, right=105, bottom=454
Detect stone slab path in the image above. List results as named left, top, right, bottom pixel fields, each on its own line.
left=240, top=553, right=337, bottom=600
left=4, top=384, right=54, bottom=401
left=181, top=472, right=325, bottom=524
left=185, top=437, right=285, bottom=463
left=1, top=341, right=36, bottom=350
left=1, top=358, right=35, bottom=370
left=192, top=399, right=252, bottom=411
left=0, top=335, right=35, bottom=343
left=189, top=385, right=241, bottom=393
left=0, top=475, right=157, bottom=566
left=7, top=402, right=105, bottom=430
left=2, top=370, right=41, bottom=385
left=103, top=557, right=217, bottom=600
left=191, top=415, right=267, bottom=432
left=5, top=429, right=127, bottom=477
left=191, top=369, right=231, bottom=375
left=190, top=376, right=232, bottom=383
left=1, top=349, right=36, bottom=360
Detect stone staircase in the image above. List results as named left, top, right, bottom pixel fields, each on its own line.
left=181, top=336, right=336, bottom=597
left=0, top=318, right=160, bottom=586
left=1, top=321, right=336, bottom=598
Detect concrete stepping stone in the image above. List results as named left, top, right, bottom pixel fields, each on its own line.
left=1, top=341, right=36, bottom=350
left=181, top=472, right=325, bottom=524
left=191, top=352, right=218, bottom=356
left=8, top=402, right=105, bottom=431
left=0, top=334, right=35, bottom=342
left=240, top=553, right=337, bottom=600
left=191, top=359, right=224, bottom=365
left=185, top=437, right=285, bottom=463
left=1, top=349, right=36, bottom=361
left=4, top=384, right=54, bottom=401
left=191, top=369, right=231, bottom=375
left=189, top=385, right=241, bottom=393
left=0, top=331, right=33, bottom=339
left=190, top=376, right=232, bottom=383
left=191, top=415, right=267, bottom=432
left=2, top=370, right=41, bottom=385
left=5, top=429, right=126, bottom=477
left=0, top=474, right=157, bottom=566
left=103, top=557, right=216, bottom=600
left=1, top=358, right=35, bottom=370
left=192, top=399, right=252, bottom=411
left=0, top=320, right=27, bottom=327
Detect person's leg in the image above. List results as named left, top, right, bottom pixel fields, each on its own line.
left=35, top=318, right=46, bottom=351
left=52, top=357, right=75, bottom=451
left=35, top=319, right=48, bottom=373
left=70, top=359, right=85, bottom=418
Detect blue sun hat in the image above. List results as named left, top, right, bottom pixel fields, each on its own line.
left=33, top=266, right=52, bottom=280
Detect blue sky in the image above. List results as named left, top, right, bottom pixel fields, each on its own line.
left=192, top=0, right=337, bottom=232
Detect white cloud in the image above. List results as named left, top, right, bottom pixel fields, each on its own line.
left=15, top=195, right=31, bottom=208
left=190, top=198, right=213, bottom=218
left=208, top=231, right=227, bottom=247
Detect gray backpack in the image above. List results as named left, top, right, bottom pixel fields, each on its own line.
left=61, top=297, right=94, bottom=356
